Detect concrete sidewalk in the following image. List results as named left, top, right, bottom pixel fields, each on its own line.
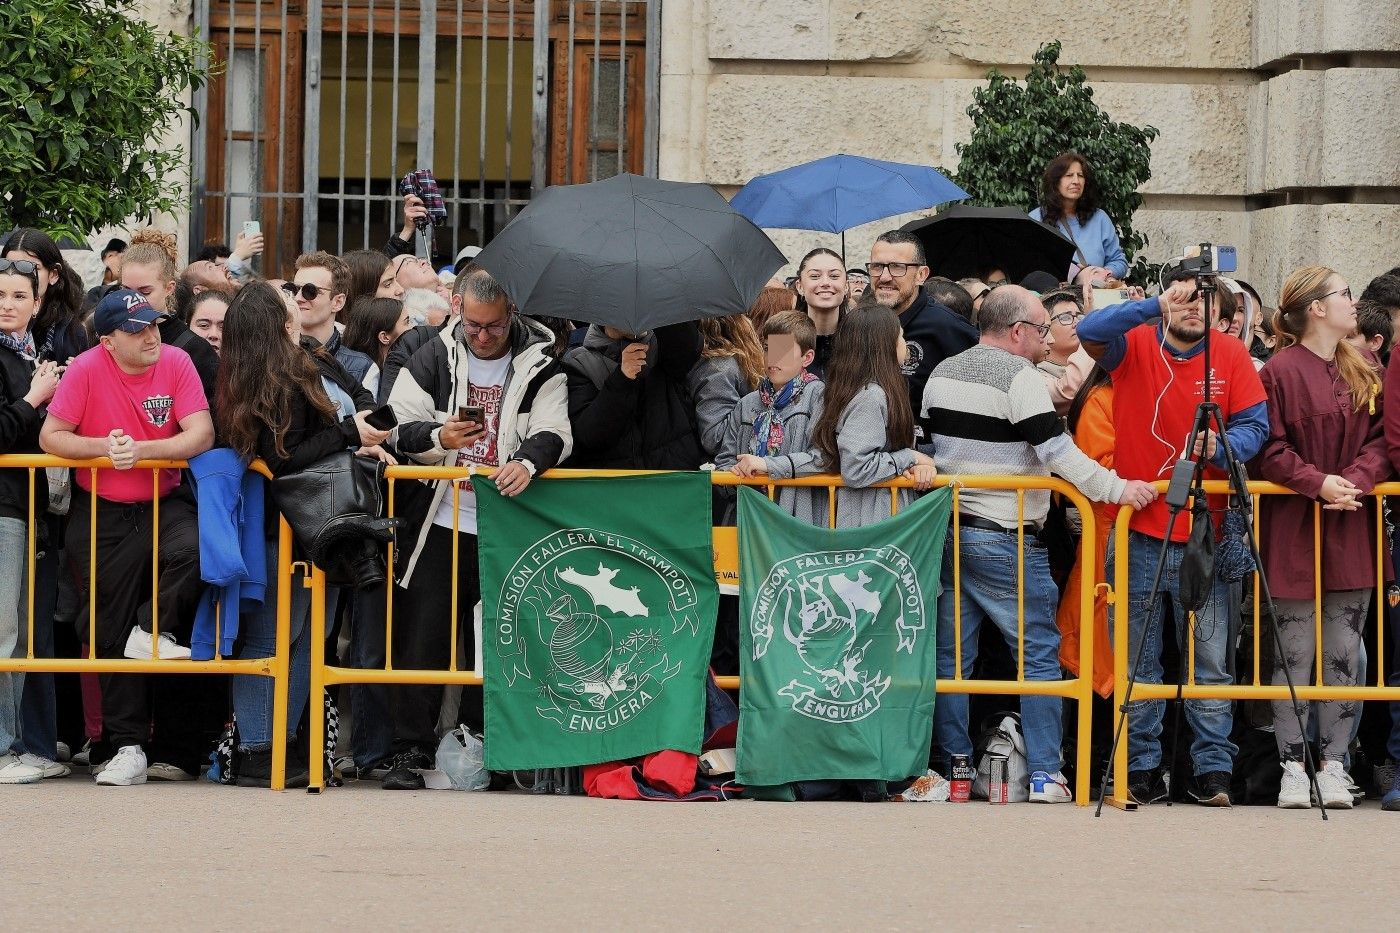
left=1, top=780, right=1393, bottom=930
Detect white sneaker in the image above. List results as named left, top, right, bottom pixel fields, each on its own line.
left=55, top=741, right=71, bottom=762
left=95, top=745, right=147, bottom=786
left=17, top=753, right=70, bottom=779
left=1028, top=770, right=1073, bottom=803
left=123, top=627, right=191, bottom=661
left=1277, top=760, right=1311, bottom=808
left=1317, top=760, right=1355, bottom=810
left=0, top=752, right=44, bottom=784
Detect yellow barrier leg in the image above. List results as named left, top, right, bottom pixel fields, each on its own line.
left=1074, top=509, right=1095, bottom=808
left=269, top=521, right=293, bottom=792
left=1107, top=512, right=1136, bottom=811
left=307, top=565, right=327, bottom=793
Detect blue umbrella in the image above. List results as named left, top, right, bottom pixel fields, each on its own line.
left=730, top=153, right=969, bottom=255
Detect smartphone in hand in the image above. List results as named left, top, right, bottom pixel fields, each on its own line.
left=458, top=404, right=486, bottom=426
left=364, top=403, right=398, bottom=431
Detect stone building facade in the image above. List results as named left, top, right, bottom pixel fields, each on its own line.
left=114, top=0, right=1398, bottom=303
left=658, top=0, right=1400, bottom=299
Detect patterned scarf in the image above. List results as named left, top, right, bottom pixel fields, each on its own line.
left=0, top=329, right=36, bottom=362
left=751, top=372, right=817, bottom=456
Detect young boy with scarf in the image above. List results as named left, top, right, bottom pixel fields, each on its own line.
left=717, top=311, right=825, bottom=526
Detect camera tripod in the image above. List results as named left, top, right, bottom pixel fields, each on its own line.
left=1095, top=274, right=1327, bottom=819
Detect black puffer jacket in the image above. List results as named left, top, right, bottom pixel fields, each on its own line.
left=562, top=322, right=703, bottom=470
left=0, top=343, right=45, bottom=522
left=376, top=322, right=444, bottom=404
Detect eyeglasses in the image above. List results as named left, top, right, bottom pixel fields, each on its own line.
left=1014, top=319, right=1052, bottom=337
left=280, top=281, right=325, bottom=301
left=1049, top=310, right=1084, bottom=326
left=0, top=258, right=39, bottom=279
left=867, top=262, right=924, bottom=279
left=462, top=317, right=511, bottom=337
left=1320, top=286, right=1353, bottom=302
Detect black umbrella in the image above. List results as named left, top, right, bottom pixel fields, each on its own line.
left=475, top=174, right=787, bottom=335
left=900, top=206, right=1076, bottom=284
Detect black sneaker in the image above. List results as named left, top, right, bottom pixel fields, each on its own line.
left=381, top=749, right=433, bottom=790
left=1188, top=770, right=1233, bottom=807
left=1127, top=767, right=1168, bottom=805
left=234, top=747, right=310, bottom=789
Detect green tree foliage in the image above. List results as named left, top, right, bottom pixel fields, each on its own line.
left=0, top=0, right=208, bottom=242
left=952, top=41, right=1159, bottom=283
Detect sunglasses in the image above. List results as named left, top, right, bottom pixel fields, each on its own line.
left=280, top=281, right=326, bottom=301
left=0, top=258, right=40, bottom=280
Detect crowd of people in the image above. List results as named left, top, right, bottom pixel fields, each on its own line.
left=0, top=150, right=1398, bottom=811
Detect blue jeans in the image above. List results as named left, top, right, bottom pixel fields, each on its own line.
left=231, top=542, right=340, bottom=750
left=348, top=586, right=392, bottom=769
left=1109, top=530, right=1237, bottom=775
left=19, top=535, right=58, bottom=760
left=933, top=527, right=1065, bottom=775
left=0, top=518, right=27, bottom=755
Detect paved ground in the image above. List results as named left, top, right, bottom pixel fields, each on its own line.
left=2, top=778, right=1394, bottom=930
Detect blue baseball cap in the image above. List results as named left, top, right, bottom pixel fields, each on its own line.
left=94, top=288, right=167, bottom=336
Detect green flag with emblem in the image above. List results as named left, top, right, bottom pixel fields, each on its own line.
left=737, top=485, right=952, bottom=786
left=475, top=472, right=718, bottom=770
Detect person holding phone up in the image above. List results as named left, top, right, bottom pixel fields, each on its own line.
left=383, top=268, right=571, bottom=790
left=562, top=317, right=704, bottom=470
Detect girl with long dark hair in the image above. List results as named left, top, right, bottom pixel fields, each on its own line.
left=1256, top=265, right=1388, bottom=810
left=342, top=296, right=412, bottom=396
left=0, top=229, right=90, bottom=363
left=343, top=249, right=404, bottom=306
left=0, top=260, right=63, bottom=784
left=1030, top=152, right=1127, bottom=285
left=214, top=283, right=391, bottom=785
left=810, top=303, right=935, bottom=527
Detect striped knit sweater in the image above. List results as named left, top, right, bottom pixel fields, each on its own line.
left=923, top=344, right=1126, bottom=527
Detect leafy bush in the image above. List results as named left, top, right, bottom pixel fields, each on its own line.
left=0, top=0, right=209, bottom=242
left=951, top=41, right=1159, bottom=283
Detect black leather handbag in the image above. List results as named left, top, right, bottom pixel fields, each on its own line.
left=271, top=451, right=400, bottom=589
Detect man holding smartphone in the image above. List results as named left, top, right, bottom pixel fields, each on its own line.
left=384, top=268, right=572, bottom=790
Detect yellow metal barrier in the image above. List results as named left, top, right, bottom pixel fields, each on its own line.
left=0, top=455, right=294, bottom=791
left=308, top=467, right=1101, bottom=805
left=1108, top=480, right=1400, bottom=810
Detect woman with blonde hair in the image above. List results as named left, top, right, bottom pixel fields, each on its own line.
left=1256, top=264, right=1389, bottom=810
left=688, top=314, right=766, bottom=459
left=120, top=229, right=220, bottom=401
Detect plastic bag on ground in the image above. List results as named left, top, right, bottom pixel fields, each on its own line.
left=436, top=726, right=490, bottom=791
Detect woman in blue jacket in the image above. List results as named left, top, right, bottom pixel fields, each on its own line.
left=1030, top=152, right=1127, bottom=285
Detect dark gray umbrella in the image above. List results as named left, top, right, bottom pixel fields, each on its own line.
left=475, top=174, right=787, bottom=334
left=900, top=206, right=1076, bottom=284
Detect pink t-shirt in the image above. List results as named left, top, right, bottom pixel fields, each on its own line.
left=48, top=344, right=209, bottom=503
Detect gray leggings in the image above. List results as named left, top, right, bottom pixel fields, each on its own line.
left=1271, top=590, right=1369, bottom=763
